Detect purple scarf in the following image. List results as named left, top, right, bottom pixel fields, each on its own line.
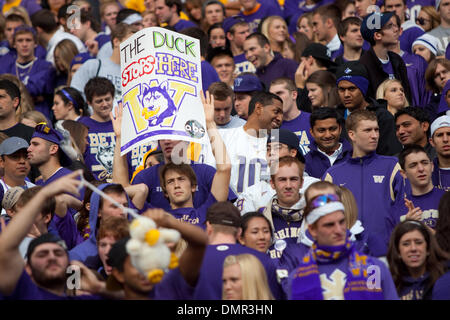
left=290, top=236, right=384, bottom=300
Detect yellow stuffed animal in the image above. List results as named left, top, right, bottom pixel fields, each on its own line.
left=126, top=216, right=181, bottom=283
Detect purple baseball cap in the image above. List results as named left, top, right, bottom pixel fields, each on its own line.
left=223, top=16, right=246, bottom=34
left=233, top=74, right=263, bottom=92
left=32, top=123, right=73, bottom=167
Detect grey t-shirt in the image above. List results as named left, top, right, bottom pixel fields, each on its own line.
left=70, top=57, right=122, bottom=102
left=217, top=116, right=246, bottom=129
left=427, top=26, right=450, bottom=53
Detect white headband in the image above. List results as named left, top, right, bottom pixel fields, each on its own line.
left=306, top=201, right=345, bottom=225
left=123, top=14, right=143, bottom=25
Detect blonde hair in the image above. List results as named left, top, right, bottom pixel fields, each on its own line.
left=222, top=254, right=274, bottom=300
left=336, top=186, right=358, bottom=228
left=54, top=39, right=79, bottom=74
left=260, top=16, right=290, bottom=52
left=19, top=110, right=48, bottom=126
left=420, top=6, right=441, bottom=30
left=376, top=79, right=409, bottom=112
left=6, top=6, right=32, bottom=26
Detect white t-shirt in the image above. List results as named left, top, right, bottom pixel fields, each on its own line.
left=220, top=126, right=270, bottom=195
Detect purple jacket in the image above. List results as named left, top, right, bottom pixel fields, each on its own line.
left=432, top=261, right=450, bottom=300
left=256, top=53, right=299, bottom=89
left=323, top=152, right=405, bottom=257
left=401, top=51, right=431, bottom=107
left=431, top=157, right=450, bottom=191
left=304, top=139, right=353, bottom=179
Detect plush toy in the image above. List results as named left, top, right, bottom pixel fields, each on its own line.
left=126, top=216, right=181, bottom=284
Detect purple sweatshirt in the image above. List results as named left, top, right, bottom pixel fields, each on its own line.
left=256, top=53, right=299, bottom=89
left=79, top=117, right=115, bottom=182
left=323, top=152, right=405, bottom=256
left=305, top=139, right=353, bottom=179
left=401, top=51, right=431, bottom=107
left=193, top=243, right=285, bottom=300
left=280, top=111, right=312, bottom=155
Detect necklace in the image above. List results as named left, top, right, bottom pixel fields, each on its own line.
left=15, top=57, right=37, bottom=86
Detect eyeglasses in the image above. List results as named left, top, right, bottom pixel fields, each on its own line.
left=35, top=122, right=52, bottom=134
left=415, top=18, right=430, bottom=26
left=310, top=194, right=340, bottom=210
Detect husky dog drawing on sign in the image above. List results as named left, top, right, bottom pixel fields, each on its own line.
left=140, top=80, right=177, bottom=126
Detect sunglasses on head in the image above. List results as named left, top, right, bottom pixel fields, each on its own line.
left=35, top=122, right=52, bottom=134
left=310, top=194, right=340, bottom=210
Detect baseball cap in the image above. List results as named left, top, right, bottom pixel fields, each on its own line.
left=32, top=123, right=72, bottom=167
left=335, top=61, right=370, bottom=96
left=431, top=115, right=450, bottom=137
left=206, top=202, right=241, bottom=227
left=360, top=11, right=395, bottom=43
left=0, top=137, right=29, bottom=156
left=2, top=187, right=25, bottom=210
left=267, top=129, right=305, bottom=163
left=301, top=43, right=336, bottom=67
left=223, top=16, right=245, bottom=34
left=26, top=233, right=68, bottom=260
left=234, top=74, right=263, bottom=92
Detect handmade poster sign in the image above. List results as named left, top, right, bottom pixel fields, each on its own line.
left=119, top=27, right=206, bottom=155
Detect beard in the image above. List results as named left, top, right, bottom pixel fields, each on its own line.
left=31, top=263, right=67, bottom=290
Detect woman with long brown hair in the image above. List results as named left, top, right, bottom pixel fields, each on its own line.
left=387, top=220, right=448, bottom=300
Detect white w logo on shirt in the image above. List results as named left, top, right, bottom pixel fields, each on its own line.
left=373, top=175, right=385, bottom=183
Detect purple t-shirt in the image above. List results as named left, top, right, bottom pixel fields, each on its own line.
left=152, top=267, right=195, bottom=300
left=3, top=270, right=102, bottom=300
left=132, top=162, right=235, bottom=210
left=234, top=53, right=255, bottom=74
left=193, top=243, right=284, bottom=300
left=166, top=193, right=216, bottom=227
left=431, top=157, right=450, bottom=191
left=387, top=187, right=445, bottom=236
left=280, top=111, right=312, bottom=155
left=238, top=2, right=283, bottom=33
left=79, top=117, right=115, bottom=182
left=381, top=59, right=395, bottom=79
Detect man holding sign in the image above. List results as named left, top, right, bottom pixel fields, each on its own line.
left=113, top=92, right=231, bottom=226
left=117, top=27, right=235, bottom=210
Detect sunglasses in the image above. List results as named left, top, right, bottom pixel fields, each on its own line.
left=310, top=194, right=340, bottom=210
left=416, top=18, right=430, bottom=26
left=35, top=122, right=52, bottom=134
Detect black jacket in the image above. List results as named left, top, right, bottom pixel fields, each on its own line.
left=360, top=47, right=412, bottom=104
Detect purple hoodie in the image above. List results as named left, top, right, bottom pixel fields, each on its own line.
left=323, top=152, right=405, bottom=257
left=437, top=80, right=450, bottom=115
left=256, top=53, right=299, bottom=89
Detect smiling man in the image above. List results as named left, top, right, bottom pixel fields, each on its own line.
left=243, top=33, right=298, bottom=88
left=0, top=25, right=55, bottom=118
left=288, top=192, right=398, bottom=300
left=394, top=107, right=436, bottom=160
left=324, top=109, right=405, bottom=257
left=305, top=107, right=353, bottom=179
left=221, top=91, right=283, bottom=195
